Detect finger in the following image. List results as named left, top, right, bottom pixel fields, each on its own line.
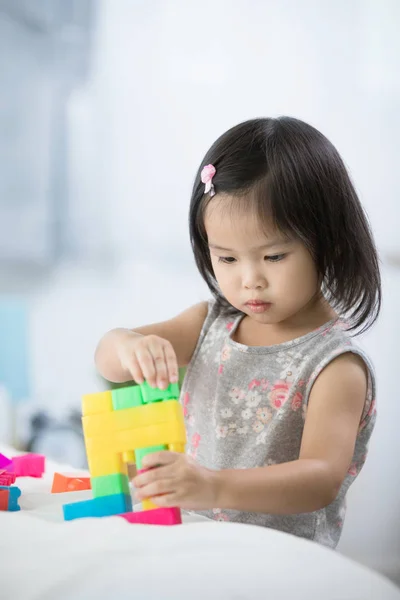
left=136, top=478, right=174, bottom=500
left=134, top=462, right=174, bottom=489
left=163, top=342, right=179, bottom=384
left=142, top=451, right=176, bottom=470
left=147, top=339, right=169, bottom=389
left=127, top=354, right=144, bottom=385
left=151, top=493, right=176, bottom=507
left=136, top=347, right=157, bottom=387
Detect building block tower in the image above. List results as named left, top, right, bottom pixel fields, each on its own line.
left=62, top=381, right=186, bottom=525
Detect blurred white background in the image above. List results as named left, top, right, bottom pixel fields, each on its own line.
left=0, top=0, right=399, bottom=584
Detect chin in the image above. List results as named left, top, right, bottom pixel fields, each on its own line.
left=245, top=310, right=275, bottom=324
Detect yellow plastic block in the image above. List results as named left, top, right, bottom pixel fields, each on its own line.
left=168, top=443, right=185, bottom=453
left=142, top=498, right=158, bottom=511
left=86, top=450, right=127, bottom=478
left=122, top=451, right=135, bottom=463
left=82, top=400, right=183, bottom=438
left=85, top=419, right=186, bottom=458
left=82, top=391, right=113, bottom=417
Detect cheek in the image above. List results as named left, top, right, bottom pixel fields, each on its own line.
left=211, top=260, right=230, bottom=283
left=280, top=257, right=319, bottom=296
left=214, top=268, right=233, bottom=289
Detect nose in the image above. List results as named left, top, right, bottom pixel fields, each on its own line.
left=242, top=264, right=267, bottom=290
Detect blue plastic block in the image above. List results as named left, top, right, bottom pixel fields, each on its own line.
left=0, top=485, right=21, bottom=511
left=63, top=493, right=132, bottom=521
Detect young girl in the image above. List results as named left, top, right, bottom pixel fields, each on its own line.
left=95, top=116, right=381, bottom=548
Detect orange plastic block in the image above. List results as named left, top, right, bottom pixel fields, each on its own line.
left=0, top=489, right=9, bottom=511
left=118, top=506, right=182, bottom=525
left=51, top=472, right=91, bottom=493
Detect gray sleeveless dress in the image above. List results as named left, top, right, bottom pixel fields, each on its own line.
left=180, top=299, right=376, bottom=548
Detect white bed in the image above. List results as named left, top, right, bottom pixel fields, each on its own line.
left=1, top=445, right=399, bottom=600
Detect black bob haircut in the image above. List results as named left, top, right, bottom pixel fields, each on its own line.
left=189, top=116, right=381, bottom=334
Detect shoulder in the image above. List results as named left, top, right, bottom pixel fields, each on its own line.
left=306, top=319, right=374, bottom=387
left=303, top=321, right=376, bottom=422
left=311, top=352, right=368, bottom=404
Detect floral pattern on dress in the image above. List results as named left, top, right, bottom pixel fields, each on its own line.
left=268, top=380, right=291, bottom=410
left=212, top=508, right=230, bottom=521
left=181, top=307, right=376, bottom=544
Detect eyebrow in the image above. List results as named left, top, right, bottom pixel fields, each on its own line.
left=208, top=241, right=290, bottom=252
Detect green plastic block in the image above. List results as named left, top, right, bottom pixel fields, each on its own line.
left=135, top=444, right=168, bottom=470
left=112, top=385, right=143, bottom=410
left=91, top=473, right=130, bottom=498
left=140, top=381, right=180, bottom=404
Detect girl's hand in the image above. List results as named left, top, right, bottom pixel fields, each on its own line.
left=117, top=332, right=179, bottom=389
left=133, top=451, right=218, bottom=510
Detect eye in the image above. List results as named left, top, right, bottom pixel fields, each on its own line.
left=265, top=254, right=286, bottom=263
left=218, top=256, right=236, bottom=264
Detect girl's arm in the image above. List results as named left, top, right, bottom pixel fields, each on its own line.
left=213, top=353, right=367, bottom=514
left=94, top=301, right=208, bottom=383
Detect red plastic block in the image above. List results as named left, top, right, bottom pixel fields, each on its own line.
left=118, top=506, right=182, bottom=525
left=0, top=453, right=12, bottom=470
left=0, top=470, right=16, bottom=486
left=0, top=489, right=9, bottom=511
left=0, top=486, right=21, bottom=511
left=8, top=454, right=45, bottom=478
left=52, top=472, right=91, bottom=493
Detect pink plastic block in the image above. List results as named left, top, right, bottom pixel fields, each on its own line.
left=118, top=506, right=182, bottom=526
left=0, top=470, right=16, bottom=486
left=8, top=454, right=45, bottom=478
left=0, top=453, right=12, bottom=469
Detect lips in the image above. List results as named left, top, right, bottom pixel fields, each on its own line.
left=245, top=300, right=272, bottom=313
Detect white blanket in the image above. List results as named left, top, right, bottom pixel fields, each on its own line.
left=1, top=447, right=399, bottom=600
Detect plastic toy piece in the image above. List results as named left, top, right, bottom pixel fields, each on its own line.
left=136, top=467, right=165, bottom=511
left=118, top=507, right=182, bottom=525
left=84, top=451, right=127, bottom=479
left=82, top=391, right=113, bottom=416
left=141, top=381, right=179, bottom=404
left=0, top=453, right=12, bottom=469
left=141, top=498, right=158, bottom=511
left=82, top=398, right=184, bottom=438
left=91, top=473, right=130, bottom=497
left=135, top=444, right=167, bottom=470
left=85, top=419, right=186, bottom=466
left=8, top=454, right=45, bottom=478
left=63, top=492, right=132, bottom=521
left=0, top=485, right=21, bottom=511
left=0, top=470, right=16, bottom=486
left=64, top=381, right=186, bottom=524
left=169, top=443, right=185, bottom=453
left=112, top=386, right=143, bottom=410
left=51, top=473, right=91, bottom=493
left=122, top=450, right=135, bottom=463
left=0, top=489, right=9, bottom=510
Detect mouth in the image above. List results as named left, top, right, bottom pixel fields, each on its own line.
left=245, top=300, right=272, bottom=313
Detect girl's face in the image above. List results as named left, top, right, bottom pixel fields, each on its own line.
left=204, top=197, right=323, bottom=328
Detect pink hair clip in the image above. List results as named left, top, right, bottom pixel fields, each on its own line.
left=201, top=164, right=216, bottom=197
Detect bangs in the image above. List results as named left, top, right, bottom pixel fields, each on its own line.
left=196, top=179, right=296, bottom=247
